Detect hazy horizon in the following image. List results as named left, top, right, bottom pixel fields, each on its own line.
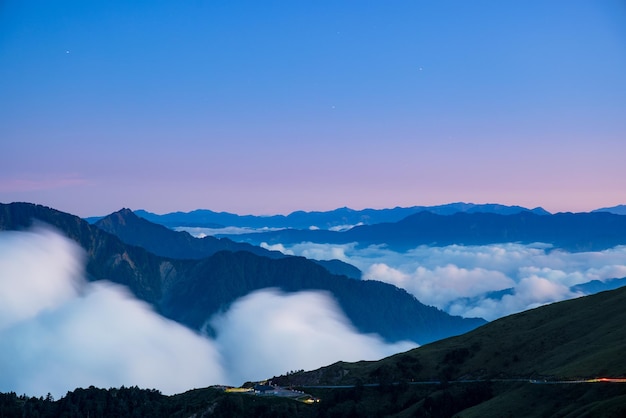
left=8, top=200, right=624, bottom=219
left=2, top=1, right=625, bottom=217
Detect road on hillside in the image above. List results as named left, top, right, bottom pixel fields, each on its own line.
left=301, top=377, right=626, bottom=389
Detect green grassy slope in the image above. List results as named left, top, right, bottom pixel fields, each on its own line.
left=266, top=286, right=626, bottom=416
left=289, top=286, right=626, bottom=387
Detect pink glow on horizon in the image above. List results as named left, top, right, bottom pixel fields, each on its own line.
left=1, top=1, right=624, bottom=217
left=0, top=176, right=90, bottom=193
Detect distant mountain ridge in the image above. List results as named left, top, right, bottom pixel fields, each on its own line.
left=94, top=208, right=362, bottom=279
left=85, top=202, right=550, bottom=229
left=0, top=202, right=484, bottom=344
left=231, top=210, right=626, bottom=252
left=593, top=204, right=626, bottom=215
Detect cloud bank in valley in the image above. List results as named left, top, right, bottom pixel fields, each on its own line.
left=0, top=228, right=414, bottom=398
left=210, top=288, right=416, bottom=386
left=0, top=228, right=225, bottom=398
left=262, top=241, right=626, bottom=321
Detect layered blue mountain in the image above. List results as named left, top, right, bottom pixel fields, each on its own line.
left=571, top=277, right=626, bottom=294
left=94, top=209, right=361, bottom=279
left=593, top=204, right=626, bottom=215
left=231, top=211, right=626, bottom=252
left=85, top=203, right=549, bottom=229
left=0, top=202, right=484, bottom=343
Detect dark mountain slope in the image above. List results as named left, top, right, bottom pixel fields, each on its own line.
left=94, top=208, right=362, bottom=279
left=344, top=211, right=623, bottom=250
left=233, top=211, right=626, bottom=251
left=161, top=250, right=483, bottom=343
left=0, top=202, right=166, bottom=303
left=265, top=286, right=626, bottom=417
left=289, top=285, right=626, bottom=387
left=95, top=208, right=263, bottom=260
left=0, top=202, right=483, bottom=343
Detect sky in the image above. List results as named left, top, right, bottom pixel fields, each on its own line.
left=1, top=0, right=625, bottom=217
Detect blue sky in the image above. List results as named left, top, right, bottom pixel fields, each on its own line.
left=1, top=1, right=625, bottom=216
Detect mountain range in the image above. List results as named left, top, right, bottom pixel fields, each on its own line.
left=94, top=208, right=362, bottom=279
left=0, top=202, right=483, bottom=343
left=86, top=202, right=551, bottom=229
left=91, top=206, right=626, bottom=311
left=230, top=210, right=626, bottom=252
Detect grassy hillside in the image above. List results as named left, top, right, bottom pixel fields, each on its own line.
left=286, top=286, right=626, bottom=387
left=263, top=286, right=626, bottom=416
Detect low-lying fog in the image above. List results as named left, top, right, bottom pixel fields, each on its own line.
left=0, top=228, right=415, bottom=398
left=259, top=240, right=626, bottom=321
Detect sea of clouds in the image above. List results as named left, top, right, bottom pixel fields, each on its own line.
left=260, top=241, right=626, bottom=321
left=0, top=228, right=415, bottom=398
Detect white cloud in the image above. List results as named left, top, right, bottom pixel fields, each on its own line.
left=0, top=228, right=415, bottom=397
left=267, top=241, right=626, bottom=321
left=450, top=276, right=581, bottom=320
left=0, top=228, right=83, bottom=330
left=175, top=226, right=283, bottom=237
left=365, top=263, right=514, bottom=310
left=210, top=289, right=416, bottom=385
left=260, top=242, right=294, bottom=255
left=283, top=241, right=359, bottom=263
left=329, top=222, right=363, bottom=232
left=585, top=264, right=626, bottom=281
left=0, top=228, right=225, bottom=398
left=0, top=282, right=226, bottom=397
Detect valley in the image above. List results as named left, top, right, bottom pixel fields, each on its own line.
left=1, top=202, right=625, bottom=416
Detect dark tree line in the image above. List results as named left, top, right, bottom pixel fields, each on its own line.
left=0, top=386, right=316, bottom=418
left=0, top=386, right=168, bottom=418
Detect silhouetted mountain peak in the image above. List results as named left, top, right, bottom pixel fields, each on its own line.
left=97, top=207, right=181, bottom=236
left=118, top=208, right=134, bottom=216
left=105, top=208, right=140, bottom=225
